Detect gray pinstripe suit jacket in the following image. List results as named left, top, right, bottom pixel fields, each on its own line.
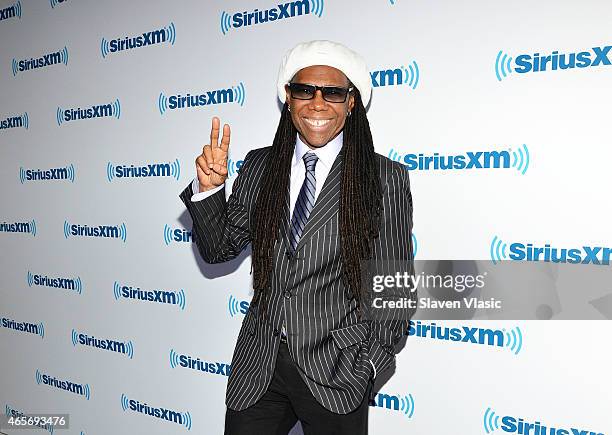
left=179, top=146, right=415, bottom=414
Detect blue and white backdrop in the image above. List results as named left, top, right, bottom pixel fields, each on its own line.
left=1, top=0, right=611, bottom=434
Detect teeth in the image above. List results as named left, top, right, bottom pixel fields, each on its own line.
left=304, top=119, right=331, bottom=127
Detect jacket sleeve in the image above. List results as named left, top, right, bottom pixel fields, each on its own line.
left=367, top=162, right=416, bottom=376
left=178, top=150, right=255, bottom=264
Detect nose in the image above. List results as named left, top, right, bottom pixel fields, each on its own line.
left=307, top=89, right=327, bottom=111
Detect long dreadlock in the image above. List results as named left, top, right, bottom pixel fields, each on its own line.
left=251, top=88, right=382, bottom=317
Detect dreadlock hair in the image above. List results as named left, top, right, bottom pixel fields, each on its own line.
left=251, top=88, right=382, bottom=318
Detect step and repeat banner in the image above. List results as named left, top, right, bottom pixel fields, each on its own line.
left=1, top=0, right=610, bottom=434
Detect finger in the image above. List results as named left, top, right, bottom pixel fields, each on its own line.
left=196, top=155, right=210, bottom=176
left=196, top=161, right=208, bottom=183
left=212, top=162, right=228, bottom=176
left=202, top=145, right=214, bottom=170
left=220, top=123, right=231, bottom=152
left=210, top=117, right=220, bottom=147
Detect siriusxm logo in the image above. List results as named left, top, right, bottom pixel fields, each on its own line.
left=0, top=1, right=22, bottom=22
left=57, top=99, right=120, bottom=125
left=107, top=159, right=180, bottom=182
left=408, top=321, right=523, bottom=355
left=0, top=219, right=37, bottom=236
left=491, top=236, right=612, bottom=266
left=36, top=369, right=91, bottom=400
left=49, top=0, right=68, bottom=9
left=370, top=61, right=420, bottom=89
left=228, top=295, right=250, bottom=317
left=113, top=281, right=186, bottom=311
left=484, top=407, right=604, bottom=435
left=369, top=392, right=415, bottom=418
left=72, top=329, right=134, bottom=359
left=1, top=316, right=45, bottom=338
left=101, top=22, right=176, bottom=58
left=495, top=45, right=611, bottom=81
left=220, top=0, right=323, bottom=34
left=227, top=158, right=244, bottom=178
left=121, top=394, right=192, bottom=431
left=27, top=271, right=83, bottom=294
left=5, top=405, right=54, bottom=434
left=169, top=349, right=231, bottom=376
left=64, top=220, right=127, bottom=242
left=19, top=164, right=75, bottom=183
left=158, top=83, right=246, bottom=114
left=12, top=46, right=68, bottom=77
left=163, top=225, right=192, bottom=245
left=1, top=112, right=29, bottom=130
left=388, top=144, right=530, bottom=174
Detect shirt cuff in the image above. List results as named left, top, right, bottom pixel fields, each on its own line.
left=368, top=358, right=377, bottom=379
left=190, top=177, right=224, bottom=202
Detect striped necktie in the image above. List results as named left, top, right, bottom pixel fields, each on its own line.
left=288, top=152, right=319, bottom=253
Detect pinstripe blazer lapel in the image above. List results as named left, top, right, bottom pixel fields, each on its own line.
left=294, top=149, right=343, bottom=253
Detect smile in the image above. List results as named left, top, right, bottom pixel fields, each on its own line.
left=303, top=118, right=332, bottom=128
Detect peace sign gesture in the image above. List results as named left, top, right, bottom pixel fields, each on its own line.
left=196, top=117, right=231, bottom=192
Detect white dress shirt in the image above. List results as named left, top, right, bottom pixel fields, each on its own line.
left=189, top=131, right=377, bottom=379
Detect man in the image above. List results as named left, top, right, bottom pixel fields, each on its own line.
left=179, top=40, right=415, bottom=435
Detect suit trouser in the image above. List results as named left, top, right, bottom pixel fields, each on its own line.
left=225, top=340, right=372, bottom=435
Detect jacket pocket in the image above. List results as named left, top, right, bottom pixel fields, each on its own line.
left=330, top=322, right=369, bottom=349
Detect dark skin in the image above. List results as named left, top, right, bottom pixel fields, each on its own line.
left=196, top=65, right=354, bottom=191
left=285, top=65, right=355, bottom=149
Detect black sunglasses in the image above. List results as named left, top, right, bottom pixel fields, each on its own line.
left=287, top=82, right=353, bottom=103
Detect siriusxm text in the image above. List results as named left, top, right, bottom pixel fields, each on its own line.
left=120, top=286, right=178, bottom=305
left=0, top=221, right=31, bottom=233
left=501, top=415, right=603, bottom=435
left=69, top=224, right=119, bottom=238
left=516, top=45, right=611, bottom=74
left=408, top=321, right=504, bottom=347
left=76, top=333, right=128, bottom=354
left=39, top=373, right=85, bottom=395
left=0, top=115, right=23, bottom=129
left=16, top=51, right=61, bottom=72
left=167, top=91, right=234, bottom=109
left=109, top=29, right=166, bottom=53
left=32, top=274, right=77, bottom=290
left=114, top=163, right=173, bottom=178
left=61, top=104, right=112, bottom=122
left=1, top=317, right=40, bottom=335
left=0, top=5, right=17, bottom=21
left=404, top=151, right=510, bottom=170
left=229, top=0, right=310, bottom=29
left=23, top=168, right=69, bottom=181
left=177, top=353, right=231, bottom=376
left=127, top=399, right=185, bottom=424
left=510, top=243, right=612, bottom=265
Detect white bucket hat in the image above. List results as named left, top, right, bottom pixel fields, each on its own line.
left=276, top=40, right=371, bottom=107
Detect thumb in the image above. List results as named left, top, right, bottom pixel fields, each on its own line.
left=196, top=163, right=207, bottom=183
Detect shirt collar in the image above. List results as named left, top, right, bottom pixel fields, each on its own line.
left=293, top=131, right=343, bottom=170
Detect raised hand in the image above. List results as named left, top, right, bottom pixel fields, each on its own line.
left=196, top=117, right=230, bottom=192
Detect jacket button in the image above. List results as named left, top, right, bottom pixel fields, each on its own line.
left=283, top=290, right=292, bottom=298
left=285, top=251, right=291, bottom=259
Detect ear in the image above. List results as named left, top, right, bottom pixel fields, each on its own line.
left=347, top=91, right=355, bottom=113
left=284, top=84, right=291, bottom=105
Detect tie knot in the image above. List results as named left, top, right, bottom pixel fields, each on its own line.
left=303, top=152, right=318, bottom=172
